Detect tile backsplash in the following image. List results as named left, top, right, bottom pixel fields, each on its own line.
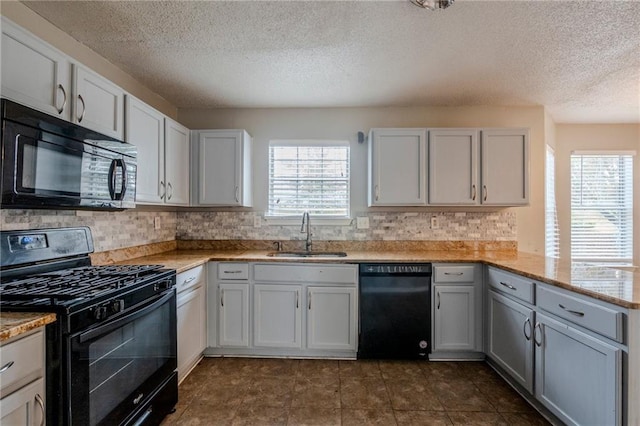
left=176, top=211, right=516, bottom=242
left=1, top=209, right=516, bottom=253
left=1, top=209, right=177, bottom=252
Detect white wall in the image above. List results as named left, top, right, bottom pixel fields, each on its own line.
left=179, top=105, right=547, bottom=254
left=556, top=124, right=640, bottom=264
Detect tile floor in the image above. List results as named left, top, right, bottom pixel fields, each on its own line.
left=161, top=358, right=550, bottom=426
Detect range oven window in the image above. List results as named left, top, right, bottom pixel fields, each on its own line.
left=69, top=291, right=177, bottom=426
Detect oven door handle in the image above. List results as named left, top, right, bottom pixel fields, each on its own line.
left=79, top=289, right=174, bottom=343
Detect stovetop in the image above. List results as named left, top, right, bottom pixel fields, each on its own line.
left=0, top=264, right=167, bottom=307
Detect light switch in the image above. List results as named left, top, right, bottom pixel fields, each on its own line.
left=154, top=216, right=161, bottom=230
left=357, top=217, right=370, bottom=229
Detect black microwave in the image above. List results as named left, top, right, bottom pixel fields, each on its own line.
left=1, top=99, right=137, bottom=210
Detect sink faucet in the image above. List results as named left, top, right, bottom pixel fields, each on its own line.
left=301, top=211, right=312, bottom=252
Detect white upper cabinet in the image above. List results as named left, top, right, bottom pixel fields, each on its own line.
left=428, top=129, right=479, bottom=205
left=1, top=17, right=71, bottom=121
left=126, top=96, right=190, bottom=205
left=164, top=118, right=190, bottom=205
left=481, top=128, right=529, bottom=205
left=126, top=95, right=165, bottom=204
left=73, top=65, right=124, bottom=139
left=368, top=128, right=427, bottom=206
left=193, top=130, right=252, bottom=207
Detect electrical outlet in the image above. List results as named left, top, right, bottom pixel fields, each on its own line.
left=154, top=216, right=161, bottom=230
left=254, top=215, right=261, bottom=228
left=430, top=217, right=438, bottom=229
left=356, top=217, right=370, bottom=229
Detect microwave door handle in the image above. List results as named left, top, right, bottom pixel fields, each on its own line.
left=117, top=159, right=127, bottom=200
left=108, top=159, right=127, bottom=201
left=108, top=159, right=117, bottom=200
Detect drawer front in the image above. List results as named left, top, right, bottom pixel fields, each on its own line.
left=487, top=267, right=535, bottom=304
left=253, top=263, right=357, bottom=284
left=218, top=263, right=249, bottom=280
left=433, top=265, right=475, bottom=283
left=0, top=330, right=44, bottom=397
left=176, top=265, right=204, bottom=293
left=537, top=286, right=623, bottom=342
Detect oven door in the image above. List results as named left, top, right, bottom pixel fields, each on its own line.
left=2, top=119, right=136, bottom=209
left=68, top=289, right=177, bottom=426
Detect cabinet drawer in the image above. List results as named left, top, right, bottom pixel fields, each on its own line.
left=433, top=265, right=475, bottom=283
left=176, top=265, right=204, bottom=293
left=537, top=286, right=624, bottom=343
left=487, top=267, right=535, bottom=304
left=0, top=330, right=44, bottom=397
left=218, top=263, right=249, bottom=280
left=253, top=263, right=357, bottom=284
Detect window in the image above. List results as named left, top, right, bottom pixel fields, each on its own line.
left=545, top=146, right=559, bottom=258
left=268, top=141, right=350, bottom=217
left=571, top=152, right=634, bottom=265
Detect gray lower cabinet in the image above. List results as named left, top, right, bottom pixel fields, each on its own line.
left=218, top=282, right=250, bottom=348
left=535, top=314, right=622, bottom=426
left=253, top=284, right=302, bottom=349
left=487, top=289, right=534, bottom=393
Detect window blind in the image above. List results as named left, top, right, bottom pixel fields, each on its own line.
left=570, top=153, right=633, bottom=265
left=545, top=146, right=559, bottom=258
left=268, top=142, right=350, bottom=217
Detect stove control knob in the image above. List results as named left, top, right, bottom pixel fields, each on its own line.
left=94, top=306, right=108, bottom=320
left=110, top=299, right=124, bottom=314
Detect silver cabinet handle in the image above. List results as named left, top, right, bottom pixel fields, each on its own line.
left=220, top=290, right=224, bottom=307
left=444, top=272, right=464, bottom=276
left=483, top=185, right=488, bottom=202
left=523, top=318, right=532, bottom=341
left=500, top=281, right=516, bottom=290
left=57, top=84, right=67, bottom=114
left=167, top=182, right=173, bottom=200
left=235, top=186, right=240, bottom=203
left=437, top=292, right=440, bottom=309
left=35, top=393, right=45, bottom=426
left=223, top=270, right=244, bottom=274
left=0, top=361, right=14, bottom=373
left=471, top=184, right=476, bottom=201
left=533, top=322, right=542, bottom=347
left=558, top=304, right=585, bottom=317
left=296, top=290, right=299, bottom=309
left=375, top=185, right=380, bottom=201
left=308, top=292, right=312, bottom=310
left=182, top=276, right=196, bottom=286
left=77, top=94, right=86, bottom=122
left=160, top=181, right=166, bottom=200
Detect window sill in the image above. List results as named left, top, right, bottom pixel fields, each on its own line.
left=264, top=216, right=353, bottom=226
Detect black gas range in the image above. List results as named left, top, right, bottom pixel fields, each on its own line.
left=0, top=227, right=178, bottom=426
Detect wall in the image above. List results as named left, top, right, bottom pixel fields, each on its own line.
left=0, top=2, right=177, bottom=118
left=555, top=124, right=640, bottom=264
left=179, top=106, right=546, bottom=253
left=0, top=209, right=177, bottom=252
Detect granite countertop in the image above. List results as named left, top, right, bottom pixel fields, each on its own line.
left=0, top=312, right=56, bottom=343
left=112, top=249, right=640, bottom=309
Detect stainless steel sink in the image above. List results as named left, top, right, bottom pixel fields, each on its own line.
left=267, top=251, right=348, bottom=258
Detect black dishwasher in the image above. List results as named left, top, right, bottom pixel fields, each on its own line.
left=358, top=263, right=432, bottom=359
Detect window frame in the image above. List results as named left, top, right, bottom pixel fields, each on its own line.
left=266, top=140, right=352, bottom=223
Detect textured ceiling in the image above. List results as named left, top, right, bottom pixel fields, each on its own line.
left=22, top=0, right=640, bottom=123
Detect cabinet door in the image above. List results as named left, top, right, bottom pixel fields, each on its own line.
left=254, top=284, right=302, bottom=348
left=73, top=64, right=124, bottom=139
left=176, top=284, right=206, bottom=382
left=1, top=18, right=71, bottom=120
left=433, top=285, right=475, bottom=351
left=218, top=283, right=249, bottom=347
left=480, top=129, right=529, bottom=205
left=369, top=128, right=427, bottom=206
left=0, top=378, right=45, bottom=426
left=535, top=313, right=621, bottom=426
left=307, top=286, right=357, bottom=351
left=125, top=95, right=165, bottom=204
left=164, top=118, right=190, bottom=205
left=487, top=290, right=534, bottom=393
left=196, top=130, right=252, bottom=206
left=428, top=129, right=479, bottom=205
